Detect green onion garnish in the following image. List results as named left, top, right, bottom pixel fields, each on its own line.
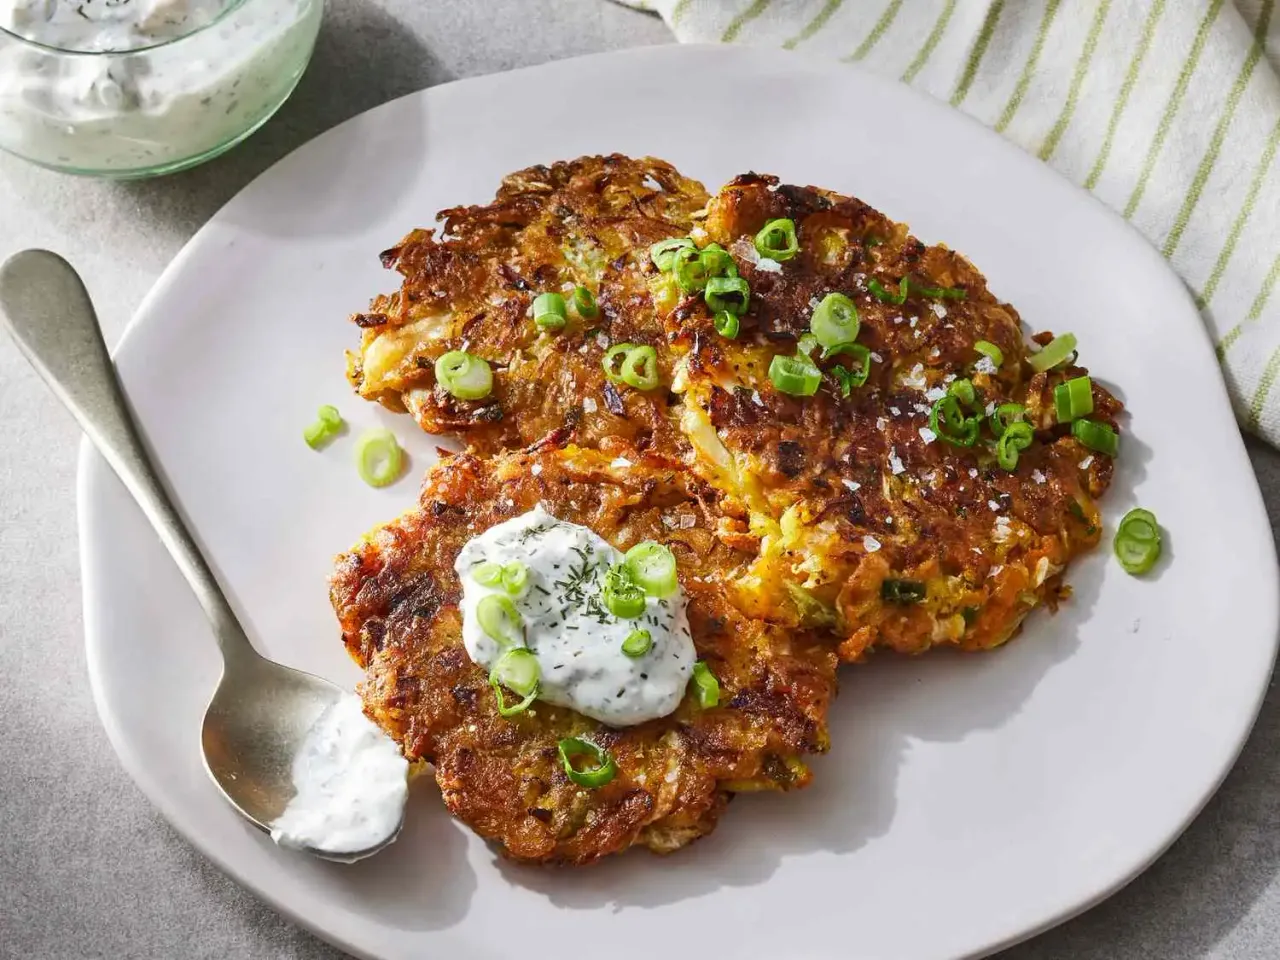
left=974, top=340, right=1004, bottom=367
left=622, top=629, right=652, bottom=658
left=303, top=404, right=345, bottom=449
left=472, top=561, right=503, bottom=587
left=602, top=343, right=635, bottom=383
left=476, top=594, right=523, bottom=647
left=620, top=345, right=660, bottom=391
left=501, top=561, right=529, bottom=597
left=573, top=285, right=598, bottom=318
left=623, top=541, right=678, bottom=597
left=754, top=218, right=799, bottom=262
left=699, top=243, right=736, bottom=278
left=353, top=428, right=404, bottom=487
left=996, top=421, right=1034, bottom=471
left=557, top=737, right=617, bottom=788
left=823, top=341, right=872, bottom=385
left=489, top=648, right=540, bottom=717
left=672, top=245, right=710, bottom=293
left=948, top=378, right=977, bottom=408
left=1054, top=376, right=1094, bottom=423
left=1028, top=333, right=1078, bottom=373
left=714, top=310, right=740, bottom=339
left=691, top=661, right=720, bottom=708
left=913, top=283, right=967, bottom=300
left=1114, top=507, right=1161, bottom=575
left=705, top=275, right=750, bottom=316
left=989, top=402, right=1026, bottom=439
left=867, top=276, right=909, bottom=305
left=769, top=353, right=822, bottom=397
left=602, top=563, right=646, bottom=619
left=650, top=237, right=694, bottom=273
left=1072, top=418, right=1119, bottom=457
left=810, top=293, right=860, bottom=348
left=532, top=291, right=567, bottom=331
left=880, top=578, right=926, bottom=604
left=434, top=350, right=493, bottom=400
left=929, top=395, right=979, bottom=447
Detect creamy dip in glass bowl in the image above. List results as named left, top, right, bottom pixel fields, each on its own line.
left=0, top=0, right=323, bottom=177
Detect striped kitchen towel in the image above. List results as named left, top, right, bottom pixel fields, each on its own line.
left=614, top=0, right=1280, bottom=445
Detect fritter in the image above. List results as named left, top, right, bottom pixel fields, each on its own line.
left=329, top=446, right=838, bottom=865
left=665, top=174, right=1121, bottom=659
left=346, top=154, right=709, bottom=457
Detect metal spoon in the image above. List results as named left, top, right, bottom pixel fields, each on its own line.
left=0, top=250, right=401, bottom=863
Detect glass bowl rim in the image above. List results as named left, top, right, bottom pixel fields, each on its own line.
left=0, top=0, right=254, bottom=56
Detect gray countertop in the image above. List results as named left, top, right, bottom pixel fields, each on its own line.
left=1, top=2, right=1277, bottom=957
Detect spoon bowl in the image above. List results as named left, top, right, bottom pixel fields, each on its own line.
left=0, top=249, right=400, bottom=863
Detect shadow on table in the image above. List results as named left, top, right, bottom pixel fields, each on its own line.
left=997, top=434, right=1280, bottom=959
left=110, top=1, right=448, bottom=240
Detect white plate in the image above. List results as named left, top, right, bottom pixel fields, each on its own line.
left=80, top=44, right=1278, bottom=960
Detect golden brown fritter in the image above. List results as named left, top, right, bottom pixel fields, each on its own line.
left=346, top=154, right=709, bottom=457
left=330, top=446, right=838, bottom=865
left=665, top=174, right=1122, bottom=659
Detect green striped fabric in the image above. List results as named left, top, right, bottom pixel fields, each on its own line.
left=609, top=0, right=1280, bottom=445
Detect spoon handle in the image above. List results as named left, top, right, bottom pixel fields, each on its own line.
left=0, top=250, right=257, bottom=666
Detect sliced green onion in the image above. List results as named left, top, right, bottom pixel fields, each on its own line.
left=472, top=561, right=503, bottom=587
left=476, top=594, right=522, bottom=647
left=691, top=661, right=719, bottom=708
left=948, top=378, right=977, bottom=408
left=699, top=243, right=736, bottom=277
left=881, top=578, right=926, bottom=604
left=354, top=428, right=404, bottom=487
left=1114, top=507, right=1162, bottom=575
left=829, top=366, right=856, bottom=398
left=974, top=340, right=1004, bottom=367
left=929, top=395, right=979, bottom=447
left=867, top=276, right=908, bottom=305
left=558, top=737, right=617, bottom=788
left=602, top=563, right=646, bottom=619
left=1054, top=376, right=1094, bottom=423
left=1028, top=333, right=1078, bottom=373
left=810, top=293, right=860, bottom=348
left=754, top=218, right=799, bottom=261
left=672, top=245, right=710, bottom=292
left=996, top=421, right=1034, bottom=471
left=797, top=333, right=820, bottom=357
left=489, top=648, right=540, bottom=717
left=769, top=353, right=822, bottom=397
left=705, top=275, right=750, bottom=316
left=624, top=541, right=678, bottom=597
left=650, top=237, right=694, bottom=273
left=622, top=629, right=652, bottom=658
left=435, top=350, right=493, bottom=400
left=501, top=561, right=529, bottom=597
left=1072, top=418, right=1119, bottom=457
left=823, top=342, right=872, bottom=387
left=913, top=282, right=967, bottom=300
left=620, top=345, right=660, bottom=391
left=714, top=310, right=740, bottom=339
left=532, top=291, right=567, bottom=331
left=989, top=402, right=1026, bottom=439
left=573, top=285, right=598, bottom=318
left=602, top=343, right=636, bottom=383
left=304, top=405, right=345, bottom=449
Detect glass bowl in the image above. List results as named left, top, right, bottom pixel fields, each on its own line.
left=0, top=0, right=324, bottom=178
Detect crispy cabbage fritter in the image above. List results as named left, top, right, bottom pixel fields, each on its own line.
left=330, top=446, right=838, bottom=864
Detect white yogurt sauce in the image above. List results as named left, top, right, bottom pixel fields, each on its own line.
left=456, top=506, right=695, bottom=727
left=269, top=694, right=409, bottom=860
left=0, top=0, right=320, bottom=171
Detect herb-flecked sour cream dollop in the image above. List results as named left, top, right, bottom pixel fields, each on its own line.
left=455, top=506, right=694, bottom=727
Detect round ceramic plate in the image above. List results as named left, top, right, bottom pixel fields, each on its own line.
left=79, top=44, right=1278, bottom=960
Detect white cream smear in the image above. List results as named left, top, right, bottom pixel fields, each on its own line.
left=0, top=0, right=318, bottom=171
left=269, top=694, right=409, bottom=860
left=455, top=506, right=695, bottom=727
